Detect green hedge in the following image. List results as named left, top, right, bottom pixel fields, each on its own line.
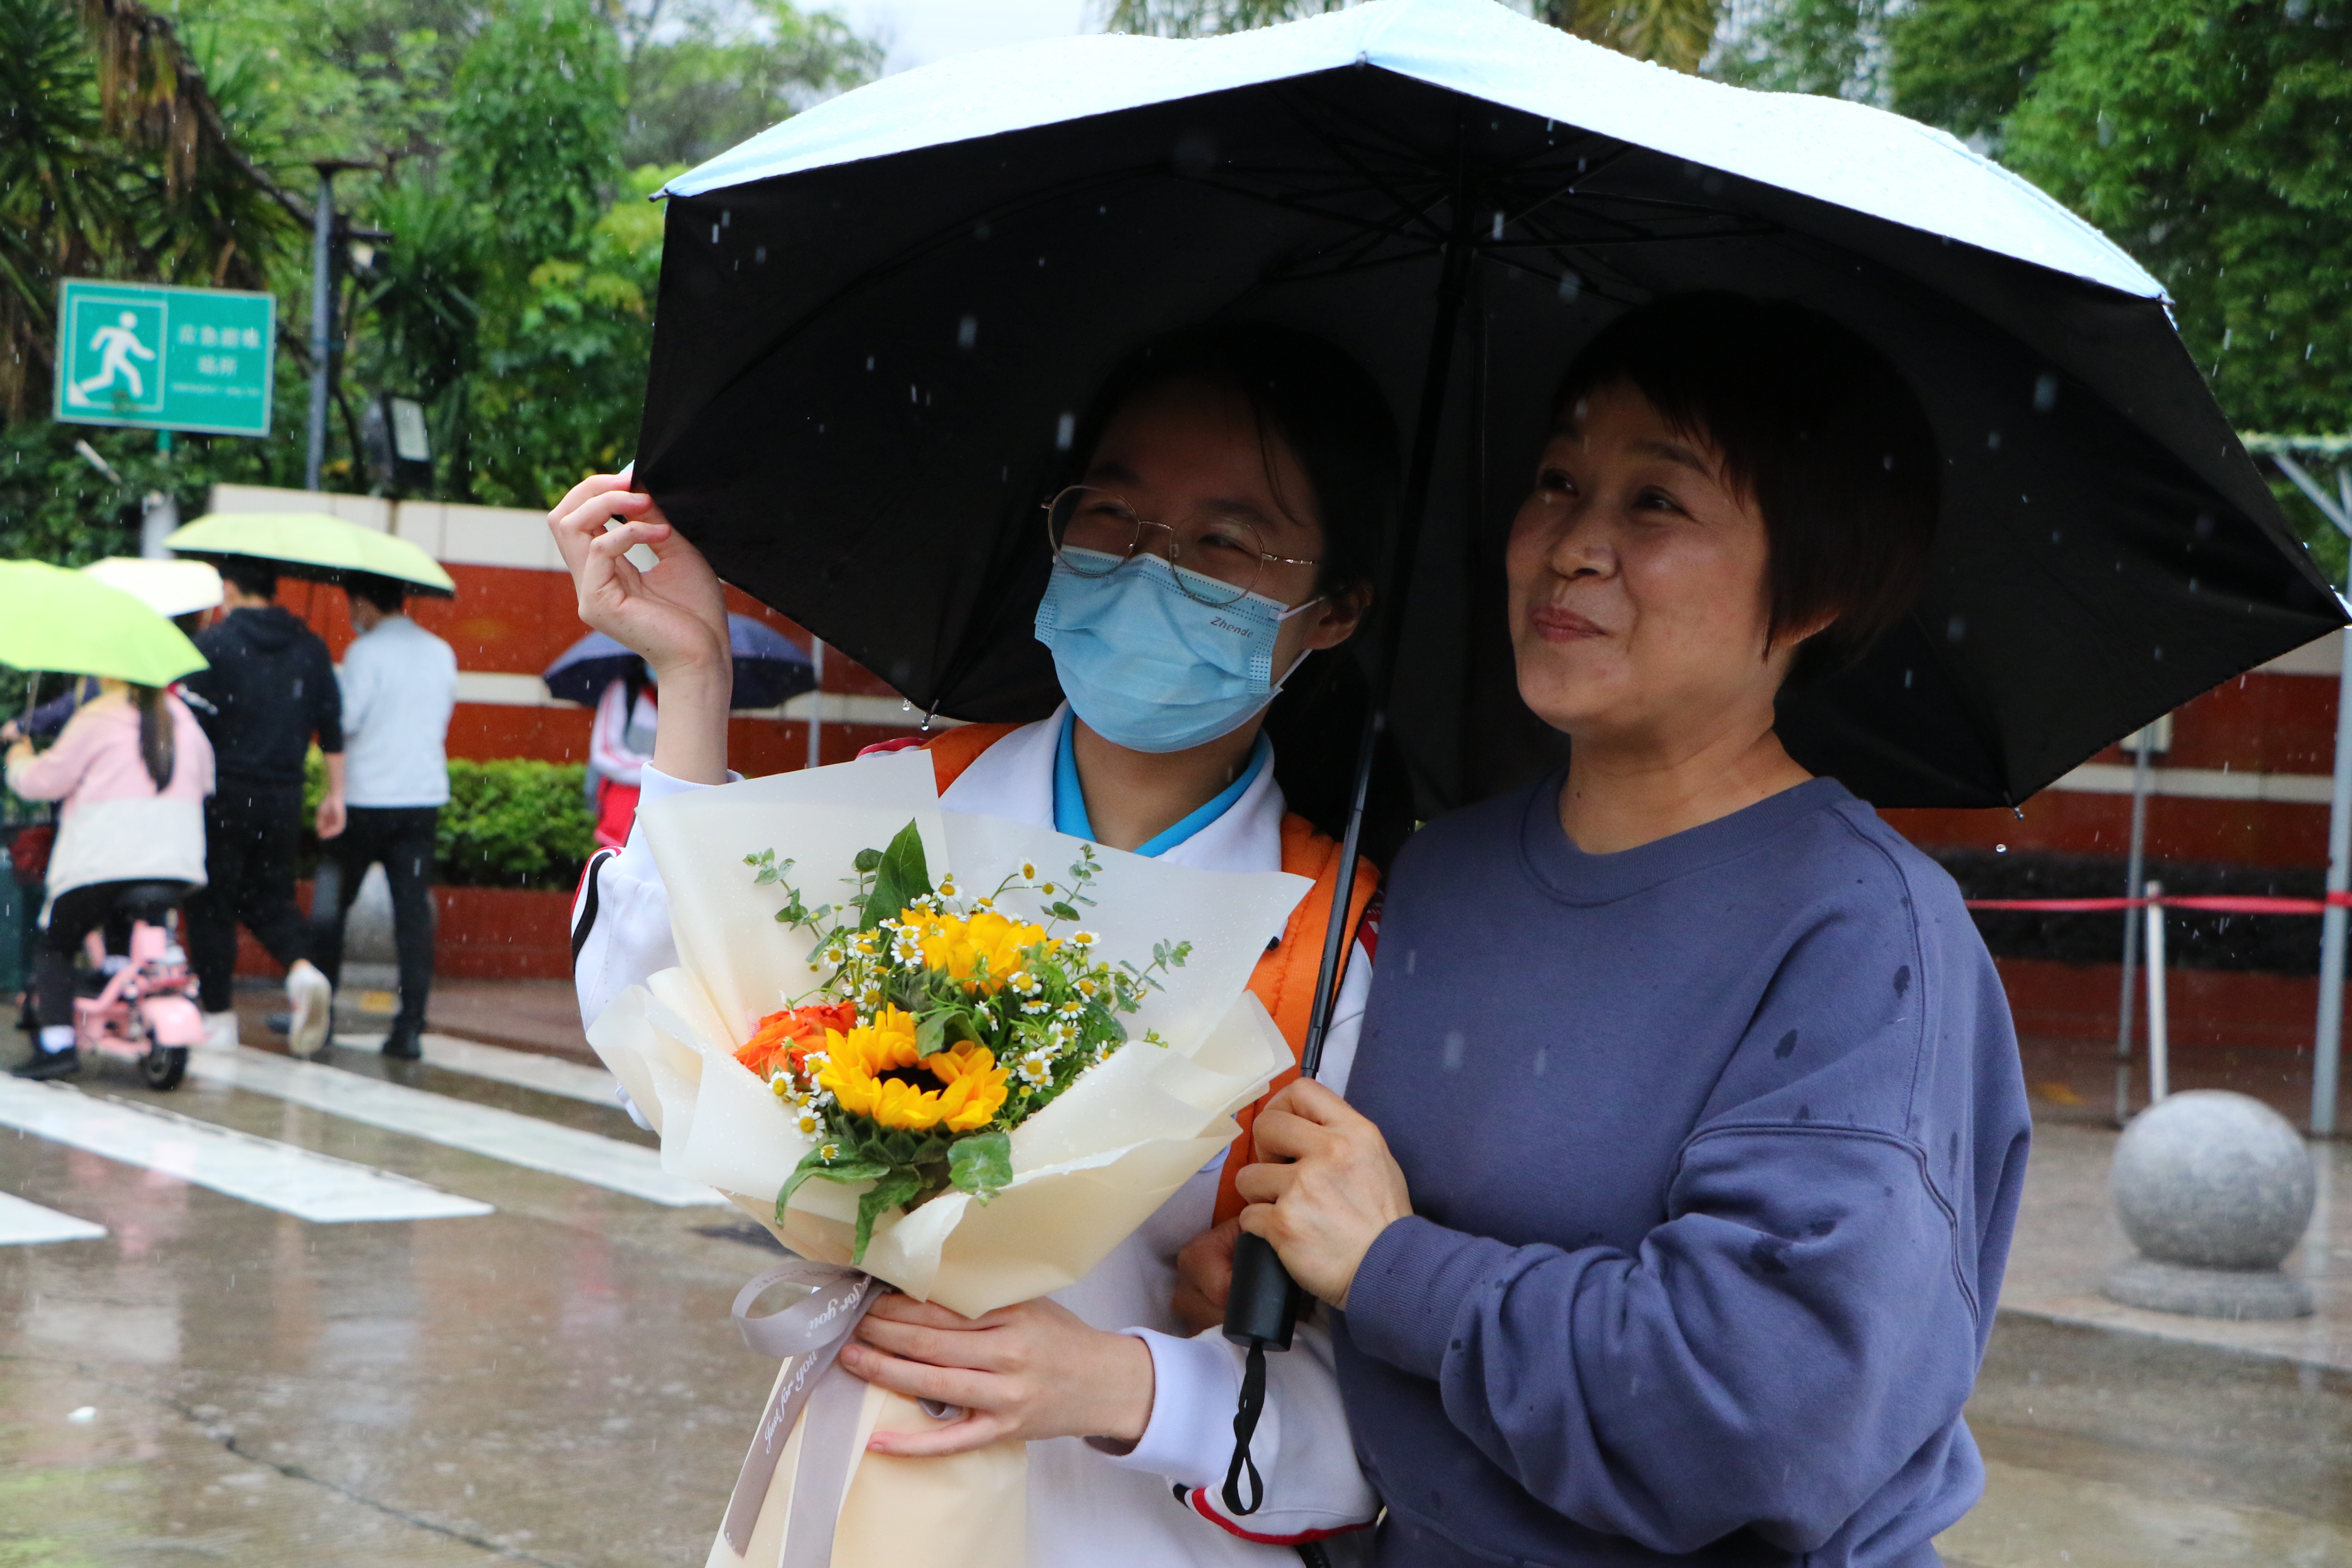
left=305, top=754, right=600, bottom=891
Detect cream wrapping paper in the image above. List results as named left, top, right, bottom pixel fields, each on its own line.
left=585, top=753, right=1309, bottom=1568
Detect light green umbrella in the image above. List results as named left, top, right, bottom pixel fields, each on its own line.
left=165, top=511, right=457, bottom=597
left=0, top=560, right=208, bottom=685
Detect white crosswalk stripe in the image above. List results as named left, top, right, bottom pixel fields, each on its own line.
left=0, top=1189, right=108, bottom=1245
left=187, top=1047, right=723, bottom=1207
left=0, top=1077, right=490, bottom=1224
left=332, top=1030, right=625, bottom=1108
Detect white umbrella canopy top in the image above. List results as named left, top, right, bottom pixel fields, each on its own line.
left=635, top=0, right=2337, bottom=813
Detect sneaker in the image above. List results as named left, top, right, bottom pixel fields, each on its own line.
left=381, top=1025, right=424, bottom=1061
left=199, top=1010, right=240, bottom=1052
left=285, top=961, right=333, bottom=1059
left=11, top=1047, right=80, bottom=1081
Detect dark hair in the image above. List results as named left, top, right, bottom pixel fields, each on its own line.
left=132, top=684, right=175, bottom=792
left=1060, top=323, right=1413, bottom=863
left=1554, top=292, right=1940, bottom=688
left=217, top=555, right=279, bottom=599
left=346, top=572, right=407, bottom=614
left=1059, top=322, right=1401, bottom=606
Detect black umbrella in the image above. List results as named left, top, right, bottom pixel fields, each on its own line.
left=634, top=0, right=2340, bottom=825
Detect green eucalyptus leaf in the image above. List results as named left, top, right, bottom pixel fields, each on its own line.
left=852, top=1167, right=928, bottom=1264
left=775, top=1150, right=890, bottom=1220
left=862, top=820, right=934, bottom=930
left=947, top=1131, right=1014, bottom=1204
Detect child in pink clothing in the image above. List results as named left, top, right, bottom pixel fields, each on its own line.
left=4, top=682, right=214, bottom=1076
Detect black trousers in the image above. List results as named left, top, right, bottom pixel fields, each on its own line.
left=37, top=879, right=192, bottom=1035
left=310, top=805, right=439, bottom=1036
left=187, top=785, right=310, bottom=1015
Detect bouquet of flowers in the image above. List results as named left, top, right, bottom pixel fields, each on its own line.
left=585, top=752, right=1309, bottom=1568
left=739, top=823, right=1193, bottom=1264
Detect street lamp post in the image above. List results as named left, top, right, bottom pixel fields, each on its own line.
left=303, top=162, right=369, bottom=493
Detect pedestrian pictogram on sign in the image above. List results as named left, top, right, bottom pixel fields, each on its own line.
left=53, top=279, right=276, bottom=438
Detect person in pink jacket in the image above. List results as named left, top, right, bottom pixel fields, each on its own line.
left=4, top=680, right=214, bottom=1078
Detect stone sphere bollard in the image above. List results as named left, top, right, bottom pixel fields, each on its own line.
left=2104, top=1089, right=2315, bottom=1321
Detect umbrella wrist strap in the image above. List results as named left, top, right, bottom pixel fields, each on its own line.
left=1221, top=1340, right=1269, bottom=1517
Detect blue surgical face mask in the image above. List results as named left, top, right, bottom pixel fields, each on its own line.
left=1033, top=548, right=1322, bottom=754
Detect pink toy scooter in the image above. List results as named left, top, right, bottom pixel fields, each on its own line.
left=75, top=906, right=204, bottom=1090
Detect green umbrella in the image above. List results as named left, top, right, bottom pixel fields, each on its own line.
left=0, top=560, right=208, bottom=686
left=165, top=511, right=458, bottom=597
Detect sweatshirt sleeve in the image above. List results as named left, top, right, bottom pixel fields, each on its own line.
left=571, top=763, right=739, bottom=1028
left=1341, top=877, right=1992, bottom=1557
left=6, top=706, right=104, bottom=802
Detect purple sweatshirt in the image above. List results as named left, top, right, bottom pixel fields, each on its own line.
left=1336, top=774, right=2030, bottom=1567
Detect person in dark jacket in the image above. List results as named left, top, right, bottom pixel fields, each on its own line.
left=1207, top=296, right=2032, bottom=1568
left=181, top=554, right=346, bottom=1057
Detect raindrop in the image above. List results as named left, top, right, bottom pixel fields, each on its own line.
left=910, top=385, right=918, bottom=403
left=1055, top=412, right=1075, bottom=451
left=2033, top=372, right=2059, bottom=412
left=1442, top=1031, right=1465, bottom=1070
left=2153, top=645, right=2164, bottom=662
left=1557, top=273, right=1581, bottom=303
left=709, top=224, right=720, bottom=244
left=1533, top=1046, right=1548, bottom=1075
left=67, top=1406, right=95, bottom=1423
left=2194, top=513, right=2214, bottom=539
left=721, top=210, right=731, bottom=227
left=1491, top=211, right=1505, bottom=240
left=865, top=356, right=875, bottom=371
left=754, top=245, right=766, bottom=264
left=1996, top=844, right=2008, bottom=853
left=1946, top=616, right=1966, bottom=643
left=1986, top=430, right=2001, bottom=451
left=1903, top=668, right=1913, bottom=688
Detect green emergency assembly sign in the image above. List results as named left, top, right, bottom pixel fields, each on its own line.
left=53, top=279, right=276, bottom=438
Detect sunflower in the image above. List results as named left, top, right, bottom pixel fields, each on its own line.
left=903, top=907, right=1053, bottom=992
left=818, top=1007, right=1011, bottom=1132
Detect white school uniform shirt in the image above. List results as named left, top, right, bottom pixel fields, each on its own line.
left=572, top=705, right=1380, bottom=1565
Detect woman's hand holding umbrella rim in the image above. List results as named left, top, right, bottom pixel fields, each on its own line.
left=547, top=472, right=733, bottom=786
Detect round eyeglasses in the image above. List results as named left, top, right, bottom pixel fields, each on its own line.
left=1042, top=485, right=1320, bottom=608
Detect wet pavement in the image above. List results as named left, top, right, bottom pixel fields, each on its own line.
left=4, top=1004, right=2348, bottom=1566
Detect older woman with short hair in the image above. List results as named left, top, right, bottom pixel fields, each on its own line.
left=1225, top=294, right=2032, bottom=1568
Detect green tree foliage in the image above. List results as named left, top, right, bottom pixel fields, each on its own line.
left=1102, top=0, right=1721, bottom=71
left=448, top=0, right=625, bottom=268
left=621, top=0, right=882, bottom=168
left=1722, top=0, right=2352, bottom=551
left=0, top=0, right=884, bottom=533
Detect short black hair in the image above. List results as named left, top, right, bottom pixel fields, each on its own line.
left=216, top=555, right=279, bottom=599
left=1555, top=293, right=1940, bottom=688
left=1060, top=322, right=1401, bottom=604
left=346, top=573, right=407, bottom=614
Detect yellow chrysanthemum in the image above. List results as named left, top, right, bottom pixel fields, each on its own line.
left=905, top=907, right=1052, bottom=992
left=815, top=1006, right=1010, bottom=1132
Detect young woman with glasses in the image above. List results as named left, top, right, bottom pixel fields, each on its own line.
left=552, top=325, right=1398, bottom=1564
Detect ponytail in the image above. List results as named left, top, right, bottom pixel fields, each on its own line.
left=133, top=685, right=175, bottom=793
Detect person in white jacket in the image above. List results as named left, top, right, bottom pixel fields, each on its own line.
left=556, top=325, right=1401, bottom=1565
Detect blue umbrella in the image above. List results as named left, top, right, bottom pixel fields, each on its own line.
left=542, top=614, right=816, bottom=710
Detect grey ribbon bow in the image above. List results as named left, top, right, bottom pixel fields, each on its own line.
left=721, top=1261, right=882, bottom=1562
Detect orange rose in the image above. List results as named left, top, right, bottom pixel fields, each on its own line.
left=736, top=1000, right=861, bottom=1081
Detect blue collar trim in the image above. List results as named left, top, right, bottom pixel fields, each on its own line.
left=1051, top=710, right=1271, bottom=858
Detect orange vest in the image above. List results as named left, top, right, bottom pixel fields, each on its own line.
left=915, top=723, right=1378, bottom=1225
